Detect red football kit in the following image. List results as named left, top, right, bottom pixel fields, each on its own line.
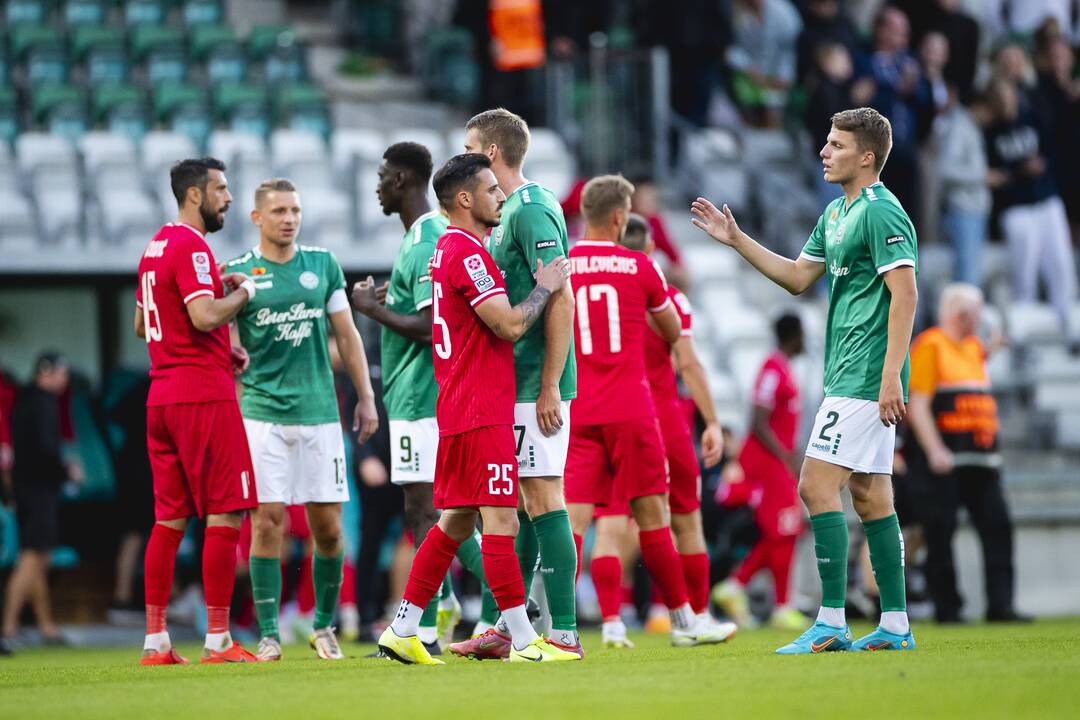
left=136, top=222, right=256, bottom=520
left=565, top=240, right=672, bottom=507
left=430, top=226, right=518, bottom=509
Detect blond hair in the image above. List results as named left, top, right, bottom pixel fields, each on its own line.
left=254, top=177, right=297, bottom=207
left=831, top=107, right=893, bottom=173
left=465, top=108, right=530, bottom=168
left=581, top=174, right=635, bottom=226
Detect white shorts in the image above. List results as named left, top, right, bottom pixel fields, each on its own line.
left=389, top=418, right=439, bottom=485
left=243, top=419, right=349, bottom=505
left=804, top=397, right=896, bottom=475
left=514, top=401, right=572, bottom=477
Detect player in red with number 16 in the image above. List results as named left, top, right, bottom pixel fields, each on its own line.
left=377, top=153, right=579, bottom=665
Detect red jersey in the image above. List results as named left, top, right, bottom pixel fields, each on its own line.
left=136, top=223, right=235, bottom=407
left=430, top=226, right=516, bottom=436
left=570, top=240, right=670, bottom=425
left=644, top=286, right=693, bottom=405
left=740, top=350, right=801, bottom=463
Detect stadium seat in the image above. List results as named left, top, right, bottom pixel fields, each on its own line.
left=94, top=85, right=148, bottom=140
left=420, top=28, right=480, bottom=107
left=208, top=129, right=269, bottom=243
left=679, top=245, right=739, bottom=284
left=0, top=162, right=40, bottom=251
left=182, top=0, right=222, bottom=26
left=97, top=189, right=162, bottom=246
left=12, top=25, right=67, bottom=84
left=16, top=133, right=82, bottom=244
left=63, top=0, right=107, bottom=25
left=677, top=127, right=749, bottom=216
left=273, top=83, right=330, bottom=137
left=31, top=84, right=88, bottom=141
left=1054, top=410, right=1080, bottom=450
left=85, top=42, right=128, bottom=86
left=213, top=82, right=269, bottom=137
left=79, top=131, right=138, bottom=186
left=0, top=87, right=19, bottom=146
left=331, top=127, right=385, bottom=171
left=248, top=25, right=307, bottom=84
left=131, top=25, right=187, bottom=85
left=523, top=128, right=575, bottom=199
left=270, top=128, right=326, bottom=167
left=5, top=0, right=50, bottom=24
left=331, top=128, right=386, bottom=232
left=142, top=130, right=198, bottom=210
left=153, top=82, right=209, bottom=148
left=189, top=23, right=236, bottom=60
left=1007, top=302, right=1061, bottom=346
left=386, top=128, right=447, bottom=166
left=302, top=192, right=352, bottom=249
left=123, top=0, right=166, bottom=26
left=208, top=129, right=266, bottom=164
left=729, top=342, right=773, bottom=398
left=1034, top=377, right=1080, bottom=412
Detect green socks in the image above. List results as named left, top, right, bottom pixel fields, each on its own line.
left=810, top=511, right=849, bottom=610
left=515, top=510, right=539, bottom=596
left=312, top=551, right=344, bottom=631
left=532, top=509, right=578, bottom=634
left=864, top=514, right=907, bottom=612
left=249, top=555, right=282, bottom=641
left=456, top=530, right=500, bottom=625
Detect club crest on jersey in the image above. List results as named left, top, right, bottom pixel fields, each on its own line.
left=252, top=267, right=267, bottom=275
left=829, top=208, right=839, bottom=224
left=299, top=271, right=319, bottom=289
left=464, top=254, right=489, bottom=281
left=192, top=251, right=211, bottom=273
left=828, top=222, right=846, bottom=245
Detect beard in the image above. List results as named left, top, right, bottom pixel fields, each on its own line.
left=200, top=200, right=227, bottom=233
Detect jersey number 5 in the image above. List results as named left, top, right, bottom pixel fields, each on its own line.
left=432, top=281, right=452, bottom=359
left=576, top=283, right=621, bottom=355
left=141, top=271, right=163, bottom=342
left=487, top=463, right=515, bottom=496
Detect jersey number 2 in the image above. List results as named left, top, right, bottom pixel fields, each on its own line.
left=576, top=284, right=621, bottom=355
left=432, top=281, right=452, bottom=359
left=141, top=271, right=163, bottom=342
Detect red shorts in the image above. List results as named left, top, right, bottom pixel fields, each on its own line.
left=656, top=400, right=701, bottom=514
left=741, top=453, right=803, bottom=538
left=147, top=400, right=257, bottom=521
left=434, top=425, right=519, bottom=509
left=566, top=416, right=669, bottom=509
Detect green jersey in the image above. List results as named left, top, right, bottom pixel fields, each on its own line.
left=800, top=182, right=919, bottom=402
left=382, top=210, right=447, bottom=421
left=227, top=244, right=347, bottom=424
left=485, top=182, right=577, bottom=403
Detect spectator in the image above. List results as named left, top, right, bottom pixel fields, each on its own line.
left=914, top=31, right=952, bottom=241
left=983, top=78, right=1077, bottom=341
left=2, top=353, right=81, bottom=654
left=935, top=86, right=993, bottom=286
left=905, top=283, right=1029, bottom=623
left=992, top=42, right=1038, bottom=108
left=908, top=0, right=981, bottom=103
left=861, top=6, right=922, bottom=210
left=1034, top=35, right=1080, bottom=227
left=796, top=0, right=862, bottom=84
left=725, top=0, right=804, bottom=128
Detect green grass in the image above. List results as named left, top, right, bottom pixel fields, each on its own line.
left=2, top=620, right=1079, bottom=719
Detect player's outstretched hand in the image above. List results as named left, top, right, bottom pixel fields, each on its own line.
left=536, top=385, right=563, bottom=437
left=878, top=373, right=906, bottom=427
left=351, top=276, right=380, bottom=316
left=700, top=421, right=723, bottom=468
left=230, top=345, right=250, bottom=375
left=535, top=256, right=571, bottom=292
left=690, top=198, right=742, bottom=247
left=221, top=272, right=250, bottom=293
left=353, top=395, right=379, bottom=443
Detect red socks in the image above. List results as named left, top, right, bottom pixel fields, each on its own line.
left=403, top=525, right=461, bottom=608
left=735, top=540, right=769, bottom=586
left=144, top=524, right=184, bottom=634
left=680, top=553, right=710, bottom=615
left=768, top=537, right=797, bottom=606
left=298, top=554, right=315, bottom=614
left=638, top=527, right=689, bottom=609
left=340, top=560, right=357, bottom=605
left=203, top=525, right=240, bottom=633
left=482, top=534, right=526, bottom=611
left=573, top=533, right=584, bottom=583
left=590, top=555, right=622, bottom=621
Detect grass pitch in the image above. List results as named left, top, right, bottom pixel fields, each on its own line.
left=2, top=619, right=1078, bottom=719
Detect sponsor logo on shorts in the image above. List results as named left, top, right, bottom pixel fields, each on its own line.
left=885, top=235, right=905, bottom=245
left=299, top=271, right=320, bottom=289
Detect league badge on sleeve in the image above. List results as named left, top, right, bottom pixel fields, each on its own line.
left=464, top=254, right=489, bottom=281
left=192, top=251, right=211, bottom=274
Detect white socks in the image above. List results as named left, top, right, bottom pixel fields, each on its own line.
left=204, top=631, right=231, bottom=651
left=143, top=631, right=171, bottom=652
left=879, top=611, right=910, bottom=635
left=669, top=603, right=694, bottom=631
left=472, top=620, right=494, bottom=636
left=495, top=614, right=510, bottom=635
left=417, top=625, right=438, bottom=644
left=389, top=600, right=423, bottom=638
left=502, top=605, right=539, bottom=650
left=817, top=606, right=846, bottom=628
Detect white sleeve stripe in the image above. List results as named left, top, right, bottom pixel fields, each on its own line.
left=183, top=289, right=214, bottom=304
left=470, top=287, right=506, bottom=306
left=876, top=258, right=916, bottom=274
left=800, top=252, right=825, bottom=263
left=648, top=297, right=672, bottom=313
left=415, top=298, right=433, bottom=310
left=136, top=301, right=143, bottom=308
left=326, top=288, right=350, bottom=314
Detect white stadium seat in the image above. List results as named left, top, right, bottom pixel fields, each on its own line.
left=386, top=128, right=447, bottom=166
left=98, top=191, right=161, bottom=247
left=1007, top=302, right=1061, bottom=345
left=79, top=132, right=137, bottom=178
left=208, top=130, right=267, bottom=165
left=270, top=128, right=327, bottom=167
left=16, top=132, right=76, bottom=175
left=141, top=131, right=198, bottom=176
left=330, top=128, right=385, bottom=175
left=0, top=162, right=39, bottom=250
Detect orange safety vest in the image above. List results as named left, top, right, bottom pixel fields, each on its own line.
left=488, top=0, right=546, bottom=71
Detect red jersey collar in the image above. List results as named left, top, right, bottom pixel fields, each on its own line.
left=446, top=226, right=485, bottom=247
left=172, top=221, right=206, bottom=238
left=577, top=238, right=616, bottom=247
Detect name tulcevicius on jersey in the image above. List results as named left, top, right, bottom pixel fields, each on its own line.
left=226, top=245, right=347, bottom=425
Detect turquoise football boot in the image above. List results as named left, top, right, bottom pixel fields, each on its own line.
left=851, top=626, right=916, bottom=651
left=775, top=621, right=853, bottom=654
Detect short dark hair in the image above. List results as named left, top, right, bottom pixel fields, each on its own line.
left=465, top=108, right=530, bottom=168
left=33, top=351, right=66, bottom=376
left=774, top=312, right=803, bottom=345
left=623, top=213, right=650, bottom=251
left=432, top=153, right=492, bottom=211
left=383, top=142, right=434, bottom=186
left=170, top=157, right=226, bottom=207
left=830, top=108, right=892, bottom=173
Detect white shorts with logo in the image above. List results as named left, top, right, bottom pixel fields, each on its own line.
left=514, top=401, right=572, bottom=477
left=243, top=419, right=349, bottom=505
left=804, top=397, right=896, bottom=475
left=389, top=418, right=439, bottom=485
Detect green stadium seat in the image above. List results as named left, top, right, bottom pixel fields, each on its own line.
left=153, top=82, right=209, bottom=147
left=86, top=45, right=129, bottom=86
left=5, top=0, right=52, bottom=25
left=10, top=24, right=62, bottom=61
left=32, top=84, right=88, bottom=140
left=182, top=0, right=221, bottom=26
left=123, top=0, right=166, bottom=26
left=422, top=28, right=479, bottom=107
left=274, top=82, right=330, bottom=136
left=63, top=0, right=106, bottom=25
left=27, top=43, right=69, bottom=84
left=247, top=25, right=296, bottom=61
left=213, top=81, right=268, bottom=136
left=132, top=25, right=187, bottom=85
left=70, top=24, right=124, bottom=61
left=0, top=88, right=19, bottom=146
left=93, top=84, right=147, bottom=139
left=188, top=24, right=236, bottom=61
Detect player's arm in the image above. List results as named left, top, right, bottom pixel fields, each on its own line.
left=537, top=282, right=574, bottom=435
left=329, top=309, right=379, bottom=443
left=671, top=335, right=723, bottom=468
left=133, top=306, right=145, bottom=339
left=351, top=275, right=433, bottom=344
left=690, top=198, right=825, bottom=294
left=880, top=265, right=918, bottom=427
left=475, top=257, right=570, bottom=342
left=186, top=273, right=254, bottom=332
left=651, top=303, right=681, bottom=344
